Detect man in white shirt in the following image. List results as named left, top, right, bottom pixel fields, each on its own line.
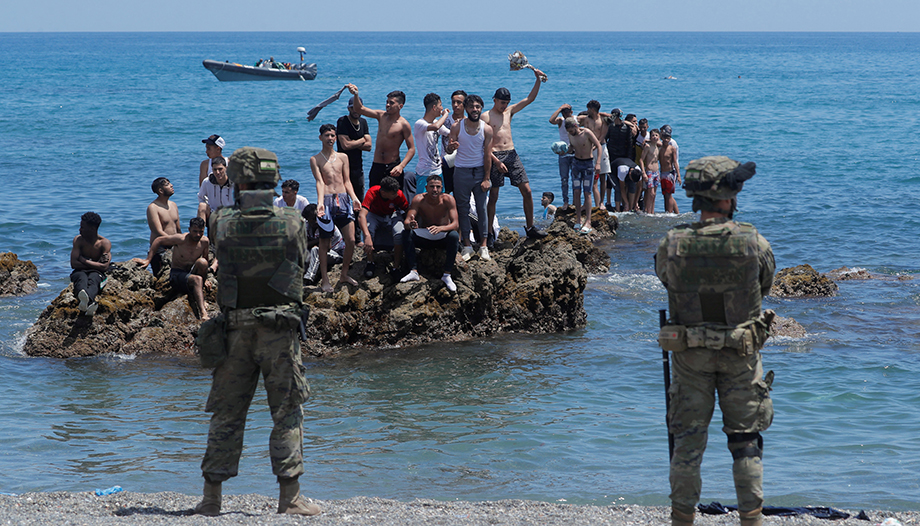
left=197, top=156, right=234, bottom=225
left=273, top=179, right=310, bottom=213
left=412, top=93, right=450, bottom=198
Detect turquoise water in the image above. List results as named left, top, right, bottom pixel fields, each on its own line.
left=1, top=32, right=919, bottom=510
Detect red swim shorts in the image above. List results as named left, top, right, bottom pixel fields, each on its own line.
left=661, top=177, right=675, bottom=194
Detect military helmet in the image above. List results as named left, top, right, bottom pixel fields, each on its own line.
left=227, top=147, right=281, bottom=185
left=683, top=156, right=756, bottom=200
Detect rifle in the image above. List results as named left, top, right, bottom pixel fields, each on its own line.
left=660, top=309, right=675, bottom=460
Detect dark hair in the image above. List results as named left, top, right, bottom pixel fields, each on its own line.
left=386, top=90, right=406, bottom=105
left=542, top=191, right=555, bottom=202
left=638, top=118, right=648, bottom=126
left=380, top=176, right=400, bottom=194
left=587, top=100, right=601, bottom=111
left=319, top=123, right=336, bottom=135
left=281, top=179, right=300, bottom=192
left=189, top=217, right=206, bottom=230
left=302, top=203, right=318, bottom=222
left=628, top=167, right=643, bottom=182
left=649, top=128, right=660, bottom=136
left=81, top=211, right=101, bottom=228
left=451, top=90, right=467, bottom=100
left=423, top=93, right=441, bottom=110
left=426, top=174, right=443, bottom=187
left=151, top=177, right=170, bottom=194
left=464, top=94, right=484, bottom=109
left=211, top=156, right=227, bottom=167
left=561, top=106, right=573, bottom=116
left=625, top=113, right=637, bottom=122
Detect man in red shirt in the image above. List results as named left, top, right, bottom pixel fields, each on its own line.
left=357, top=176, right=409, bottom=277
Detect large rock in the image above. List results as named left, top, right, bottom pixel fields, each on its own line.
left=770, top=315, right=807, bottom=338
left=769, top=264, right=838, bottom=298
left=0, top=252, right=39, bottom=297
left=24, top=215, right=616, bottom=359
left=23, top=250, right=217, bottom=359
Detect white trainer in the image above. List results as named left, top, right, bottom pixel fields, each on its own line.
left=460, top=246, right=474, bottom=261
left=478, top=246, right=491, bottom=261
left=441, top=274, right=457, bottom=292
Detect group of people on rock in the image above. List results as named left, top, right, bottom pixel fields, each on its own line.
left=549, top=102, right=681, bottom=221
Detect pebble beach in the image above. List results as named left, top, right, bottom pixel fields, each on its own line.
left=0, top=492, right=913, bottom=526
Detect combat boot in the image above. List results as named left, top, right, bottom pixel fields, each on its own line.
left=739, top=507, right=763, bottom=526
left=278, top=477, right=321, bottom=515
left=671, top=508, right=694, bottom=526
left=193, top=480, right=221, bottom=516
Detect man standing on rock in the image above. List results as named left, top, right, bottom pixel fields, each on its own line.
left=70, top=211, right=111, bottom=316
left=194, top=147, right=319, bottom=517
left=655, top=156, right=775, bottom=526
left=482, top=67, right=548, bottom=241
left=346, top=84, right=416, bottom=193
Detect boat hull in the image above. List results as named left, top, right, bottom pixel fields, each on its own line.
left=203, top=60, right=317, bottom=81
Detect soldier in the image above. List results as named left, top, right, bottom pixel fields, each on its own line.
left=655, top=156, right=776, bottom=526
left=194, top=147, right=319, bottom=517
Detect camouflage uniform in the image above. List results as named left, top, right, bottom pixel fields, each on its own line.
left=200, top=147, right=310, bottom=484
left=655, top=156, right=775, bottom=525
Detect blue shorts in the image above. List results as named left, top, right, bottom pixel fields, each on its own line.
left=323, top=193, right=355, bottom=227
left=571, top=158, right=594, bottom=193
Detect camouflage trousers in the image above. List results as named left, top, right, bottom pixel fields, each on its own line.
left=200, top=312, right=310, bottom=482
left=668, top=347, right=773, bottom=515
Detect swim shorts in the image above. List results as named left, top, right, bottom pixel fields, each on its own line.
left=646, top=170, right=660, bottom=189
left=571, top=158, right=594, bottom=193
left=169, top=268, right=191, bottom=293
left=661, top=170, right=677, bottom=194
left=490, top=149, right=529, bottom=187
left=593, top=144, right=611, bottom=174
left=323, top=192, right=355, bottom=227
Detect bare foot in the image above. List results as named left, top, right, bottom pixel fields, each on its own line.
left=338, top=276, right=359, bottom=286
left=320, top=280, right=334, bottom=293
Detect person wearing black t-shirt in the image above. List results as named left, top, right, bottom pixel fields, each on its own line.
left=336, top=96, right=372, bottom=203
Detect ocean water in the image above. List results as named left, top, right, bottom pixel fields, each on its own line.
left=1, top=32, right=919, bottom=510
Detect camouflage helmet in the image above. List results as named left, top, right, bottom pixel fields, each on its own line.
left=683, top=156, right=756, bottom=200
left=227, top=147, right=281, bottom=185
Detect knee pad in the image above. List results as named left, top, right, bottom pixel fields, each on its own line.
left=728, top=432, right=763, bottom=460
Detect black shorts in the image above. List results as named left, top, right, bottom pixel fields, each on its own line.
left=169, top=268, right=191, bottom=293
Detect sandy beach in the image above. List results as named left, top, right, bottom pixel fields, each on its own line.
left=0, top=492, right=912, bottom=525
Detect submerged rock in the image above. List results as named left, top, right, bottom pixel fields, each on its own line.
left=770, top=264, right=838, bottom=298
left=24, top=215, right=616, bottom=359
left=827, top=267, right=872, bottom=281
left=0, top=252, right=39, bottom=297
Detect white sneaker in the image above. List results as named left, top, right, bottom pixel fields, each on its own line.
left=441, top=274, right=457, bottom=292
left=477, top=246, right=491, bottom=261
left=460, top=246, right=474, bottom=261
left=85, top=303, right=98, bottom=316
left=78, top=289, right=89, bottom=313
left=400, top=270, right=420, bottom=283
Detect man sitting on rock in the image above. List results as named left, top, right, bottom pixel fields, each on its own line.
left=134, top=217, right=215, bottom=320
left=301, top=203, right=345, bottom=286
left=400, top=174, right=460, bottom=292
left=145, top=177, right=181, bottom=277
left=70, top=211, right=111, bottom=316
left=358, top=175, right=409, bottom=278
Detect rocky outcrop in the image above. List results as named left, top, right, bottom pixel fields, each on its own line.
left=0, top=252, right=39, bottom=297
left=827, top=266, right=913, bottom=282
left=25, top=212, right=617, bottom=359
left=23, top=250, right=217, bottom=359
left=770, top=315, right=806, bottom=338
left=769, top=264, right=838, bottom=298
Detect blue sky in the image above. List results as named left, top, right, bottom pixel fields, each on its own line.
left=3, top=0, right=918, bottom=32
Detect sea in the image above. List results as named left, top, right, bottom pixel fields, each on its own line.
left=1, top=32, right=919, bottom=511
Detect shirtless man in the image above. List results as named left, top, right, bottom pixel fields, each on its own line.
left=658, top=125, right=681, bottom=214
left=346, top=84, right=416, bottom=193
left=146, top=177, right=181, bottom=277
left=578, top=100, right=611, bottom=210
left=134, top=217, right=214, bottom=320
left=482, top=67, right=548, bottom=240
left=70, top=212, right=112, bottom=316
left=199, top=134, right=227, bottom=186
left=399, top=174, right=460, bottom=292
left=563, top=118, right=602, bottom=234
left=640, top=129, right=662, bottom=214
left=311, top=123, right=361, bottom=292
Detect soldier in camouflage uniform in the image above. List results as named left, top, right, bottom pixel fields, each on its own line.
left=194, top=147, right=319, bottom=517
left=655, top=156, right=776, bottom=526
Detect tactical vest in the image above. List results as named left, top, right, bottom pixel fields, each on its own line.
left=213, top=198, right=306, bottom=309
left=663, top=221, right=762, bottom=328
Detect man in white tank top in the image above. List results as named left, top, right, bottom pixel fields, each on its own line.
left=446, top=94, right=494, bottom=261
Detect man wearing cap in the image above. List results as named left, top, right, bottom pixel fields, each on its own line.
left=194, top=147, right=319, bottom=517
left=655, top=156, right=775, bottom=526
left=336, top=97, right=372, bottom=203
left=482, top=66, right=548, bottom=240
left=199, top=134, right=228, bottom=186
left=605, top=109, right=637, bottom=211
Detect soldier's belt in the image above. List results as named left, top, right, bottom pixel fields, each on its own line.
left=658, top=310, right=774, bottom=354
left=227, top=304, right=302, bottom=331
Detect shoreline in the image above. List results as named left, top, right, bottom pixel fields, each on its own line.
left=0, top=492, right=912, bottom=525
